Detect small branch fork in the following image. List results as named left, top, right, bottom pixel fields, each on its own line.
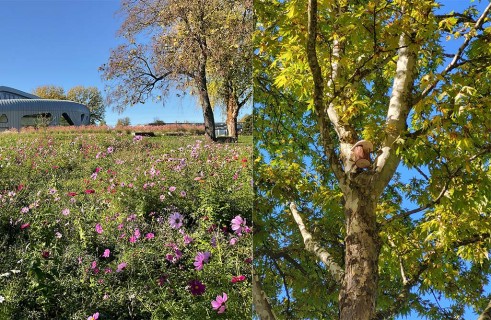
left=415, top=2, right=491, bottom=104
left=384, top=181, right=449, bottom=224
left=289, top=202, right=344, bottom=284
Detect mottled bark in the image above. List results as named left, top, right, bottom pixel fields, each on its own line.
left=339, top=189, right=380, bottom=320
left=253, top=274, right=277, bottom=320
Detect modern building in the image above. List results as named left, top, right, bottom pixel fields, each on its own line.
left=0, top=86, right=90, bottom=131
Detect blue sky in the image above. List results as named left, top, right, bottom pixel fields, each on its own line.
left=0, top=0, right=250, bottom=126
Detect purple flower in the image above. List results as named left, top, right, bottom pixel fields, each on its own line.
left=102, top=249, right=110, bottom=258
left=194, top=251, right=211, bottom=270
left=95, top=223, right=103, bottom=234
left=188, top=279, right=206, bottom=296
left=231, top=215, right=246, bottom=235
left=211, top=292, right=228, bottom=314
left=169, top=212, right=183, bottom=229
left=116, top=262, right=127, bottom=272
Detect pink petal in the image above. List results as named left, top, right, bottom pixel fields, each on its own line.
left=211, top=300, right=221, bottom=309
left=218, top=305, right=226, bottom=313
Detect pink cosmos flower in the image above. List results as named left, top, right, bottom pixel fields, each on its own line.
left=134, top=228, right=141, bottom=239
left=129, top=236, right=137, bottom=243
left=62, top=208, right=70, bottom=216
left=168, top=186, right=176, bottom=192
left=231, top=215, right=246, bottom=235
left=145, top=233, right=155, bottom=239
left=229, top=237, right=238, bottom=245
left=102, top=249, right=110, bottom=258
left=95, top=223, right=103, bottom=234
left=107, top=146, right=114, bottom=153
left=87, top=312, right=99, bottom=320
left=194, top=251, right=211, bottom=270
left=21, top=207, right=29, bottom=213
left=231, top=275, right=246, bottom=283
left=183, top=234, right=193, bottom=245
left=20, top=223, right=30, bottom=230
left=116, top=262, right=127, bottom=272
left=211, top=292, right=228, bottom=314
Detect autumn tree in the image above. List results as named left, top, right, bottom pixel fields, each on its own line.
left=32, top=85, right=65, bottom=100
left=67, top=86, right=105, bottom=125
left=208, top=0, right=253, bottom=139
left=101, top=0, right=251, bottom=141
left=33, top=85, right=106, bottom=125
left=254, top=1, right=491, bottom=319
left=116, top=117, right=131, bottom=127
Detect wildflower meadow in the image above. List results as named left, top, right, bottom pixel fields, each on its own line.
left=0, top=129, right=252, bottom=319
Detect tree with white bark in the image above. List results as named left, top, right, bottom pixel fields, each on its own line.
left=254, top=0, right=491, bottom=319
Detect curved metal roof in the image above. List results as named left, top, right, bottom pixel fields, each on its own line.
left=0, top=99, right=89, bottom=113
left=0, top=86, right=39, bottom=99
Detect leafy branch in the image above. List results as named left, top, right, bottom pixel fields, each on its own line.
left=415, top=2, right=491, bottom=105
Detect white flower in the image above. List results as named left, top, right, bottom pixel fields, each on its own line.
left=10, top=269, right=20, bottom=274
left=0, top=272, right=11, bottom=278
left=0, top=295, right=5, bottom=303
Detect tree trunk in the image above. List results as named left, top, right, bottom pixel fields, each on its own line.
left=339, top=188, right=380, bottom=320
left=253, top=274, right=277, bottom=320
left=226, top=93, right=239, bottom=139
left=196, top=61, right=216, bottom=141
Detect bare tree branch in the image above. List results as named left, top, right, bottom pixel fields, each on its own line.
left=289, top=202, right=344, bottom=284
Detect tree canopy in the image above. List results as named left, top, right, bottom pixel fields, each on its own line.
left=254, top=0, right=491, bottom=319
left=33, top=85, right=106, bottom=125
